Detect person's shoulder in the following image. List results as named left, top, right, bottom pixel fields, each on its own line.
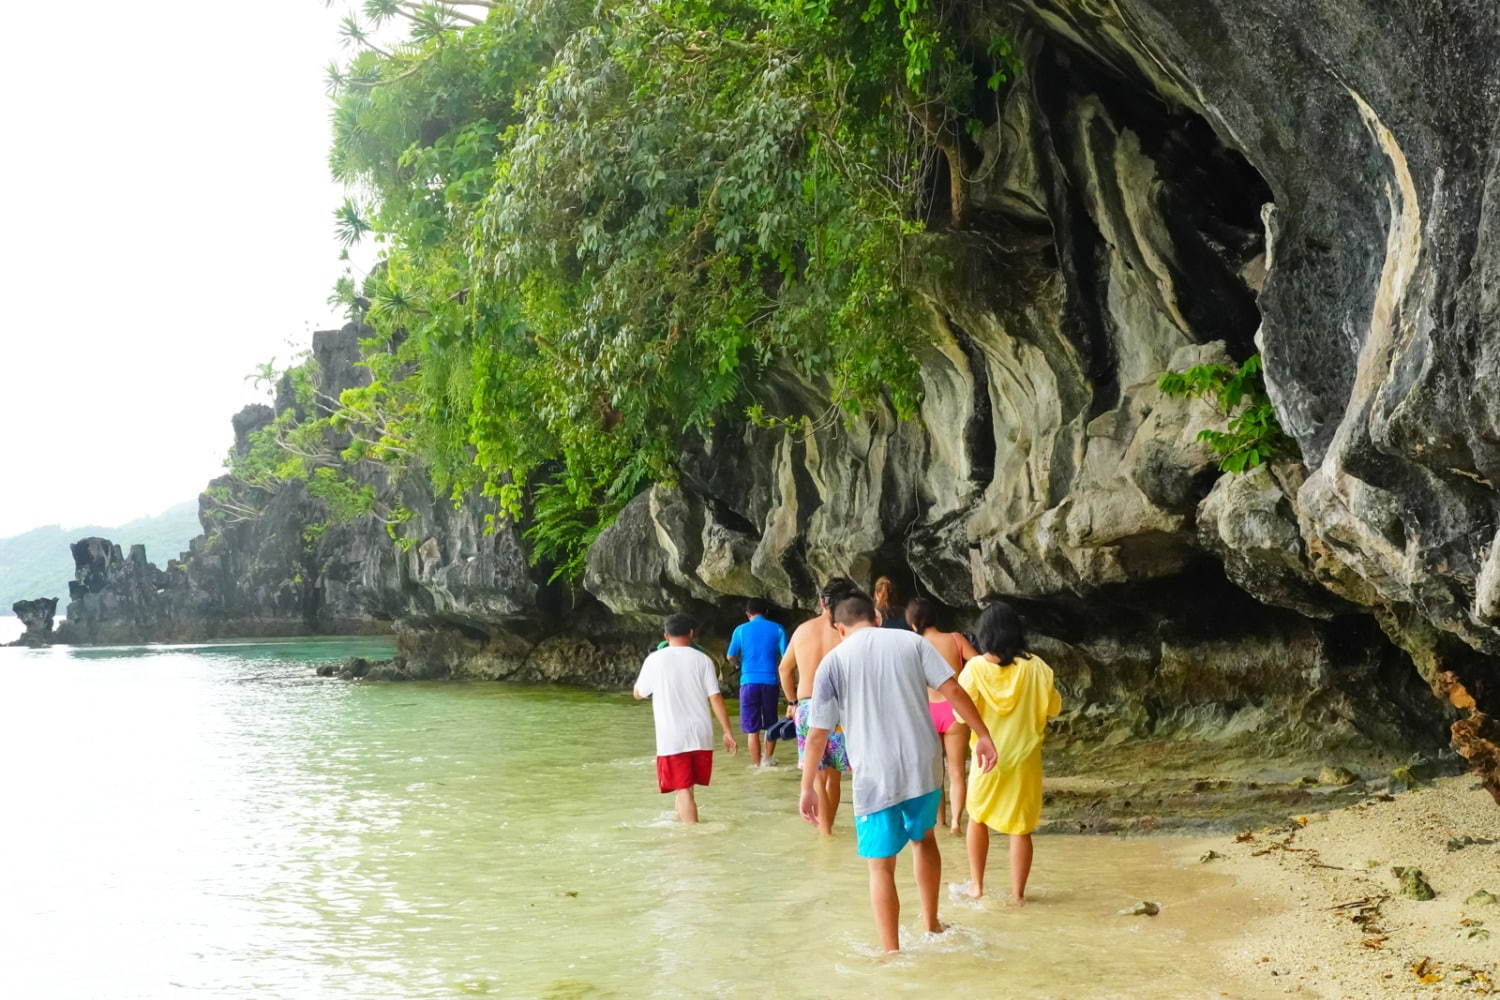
left=816, top=641, right=848, bottom=672
left=1024, top=652, right=1055, bottom=679
left=885, top=628, right=928, bottom=650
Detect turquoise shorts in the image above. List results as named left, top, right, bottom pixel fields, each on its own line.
left=854, top=789, right=941, bottom=859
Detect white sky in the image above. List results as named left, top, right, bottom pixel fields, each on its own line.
left=0, top=1, right=365, bottom=537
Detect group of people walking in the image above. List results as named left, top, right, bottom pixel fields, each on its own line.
left=632, top=577, right=1062, bottom=952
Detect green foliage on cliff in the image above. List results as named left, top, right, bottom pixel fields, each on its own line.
left=1158, top=354, right=1297, bottom=473
left=311, top=0, right=1017, bottom=576
left=207, top=359, right=415, bottom=544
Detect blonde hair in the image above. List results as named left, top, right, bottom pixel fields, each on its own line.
left=873, top=576, right=897, bottom=613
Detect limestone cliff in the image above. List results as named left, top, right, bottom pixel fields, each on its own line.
left=60, top=1, right=1500, bottom=785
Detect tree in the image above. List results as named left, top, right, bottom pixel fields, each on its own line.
left=312, top=0, right=1018, bottom=576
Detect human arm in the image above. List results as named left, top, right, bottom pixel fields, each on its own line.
left=778, top=643, right=799, bottom=716
left=726, top=626, right=742, bottom=665
left=798, top=657, right=842, bottom=822
left=938, top=678, right=996, bottom=773
left=955, top=632, right=979, bottom=663
left=797, top=727, right=831, bottom=823
left=709, top=693, right=738, bottom=754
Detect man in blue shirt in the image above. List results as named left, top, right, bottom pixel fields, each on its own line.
left=727, top=598, right=788, bottom=766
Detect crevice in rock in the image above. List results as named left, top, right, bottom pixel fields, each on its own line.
left=949, top=318, right=997, bottom=487
left=1030, top=45, right=1120, bottom=420
left=707, top=496, right=759, bottom=538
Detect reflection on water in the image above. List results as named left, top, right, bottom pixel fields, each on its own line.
left=0, top=639, right=1265, bottom=999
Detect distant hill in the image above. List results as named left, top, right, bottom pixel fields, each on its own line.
left=0, top=501, right=202, bottom=612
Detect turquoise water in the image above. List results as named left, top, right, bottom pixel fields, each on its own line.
left=0, top=638, right=1263, bottom=998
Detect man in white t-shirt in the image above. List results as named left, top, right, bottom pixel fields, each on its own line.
left=634, top=612, right=738, bottom=823
left=799, top=593, right=997, bottom=952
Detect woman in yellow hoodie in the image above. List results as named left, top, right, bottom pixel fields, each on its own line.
left=958, top=602, right=1061, bottom=902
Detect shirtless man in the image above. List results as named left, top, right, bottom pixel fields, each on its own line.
left=778, top=577, right=858, bottom=835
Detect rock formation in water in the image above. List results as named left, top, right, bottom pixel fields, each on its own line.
left=9, top=598, right=57, bottom=647
left=60, top=2, right=1500, bottom=788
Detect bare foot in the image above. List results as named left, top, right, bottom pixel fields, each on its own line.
left=948, top=824, right=962, bottom=836
left=965, top=883, right=984, bottom=900
left=1007, top=895, right=1027, bottom=908
left=923, top=920, right=949, bottom=936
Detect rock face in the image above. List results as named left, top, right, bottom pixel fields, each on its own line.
left=58, top=2, right=1500, bottom=783
left=9, top=598, right=57, bottom=647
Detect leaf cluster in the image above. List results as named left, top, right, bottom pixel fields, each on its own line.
left=312, top=0, right=1018, bottom=578
left=209, top=355, right=415, bottom=540
left=1157, top=353, right=1298, bottom=474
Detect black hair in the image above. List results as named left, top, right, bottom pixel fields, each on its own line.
left=663, top=612, right=699, bottom=638
left=905, top=596, right=937, bottom=633
left=832, top=594, right=877, bottom=626
left=973, top=602, right=1027, bottom=666
left=745, top=597, right=771, bottom=617
left=818, top=577, right=859, bottom=608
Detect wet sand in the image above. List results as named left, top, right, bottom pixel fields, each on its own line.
left=1211, top=776, right=1499, bottom=997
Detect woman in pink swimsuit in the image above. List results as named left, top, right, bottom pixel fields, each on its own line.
left=906, top=597, right=980, bottom=834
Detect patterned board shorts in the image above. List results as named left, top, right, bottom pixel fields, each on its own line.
left=794, top=699, right=851, bottom=773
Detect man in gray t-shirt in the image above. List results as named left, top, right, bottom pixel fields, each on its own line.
left=799, top=593, right=997, bottom=953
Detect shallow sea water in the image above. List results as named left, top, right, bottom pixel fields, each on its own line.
left=0, top=638, right=1267, bottom=999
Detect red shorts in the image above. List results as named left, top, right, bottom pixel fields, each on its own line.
left=656, top=750, right=713, bottom=793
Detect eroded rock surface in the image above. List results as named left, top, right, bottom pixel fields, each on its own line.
left=58, top=3, right=1500, bottom=784
left=9, top=598, right=57, bottom=647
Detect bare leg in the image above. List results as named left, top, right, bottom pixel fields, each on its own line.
left=867, top=856, right=901, bottom=953
left=764, top=739, right=776, bottom=764
left=911, top=829, right=944, bottom=934
left=943, top=725, right=969, bottom=833
left=1009, top=833, right=1033, bottom=902
left=675, top=788, right=698, bottom=824
left=817, top=769, right=842, bottom=836
left=748, top=732, right=762, bottom=766
left=966, top=820, right=989, bottom=898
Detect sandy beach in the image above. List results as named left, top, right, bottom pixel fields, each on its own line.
left=1210, top=776, right=1499, bottom=997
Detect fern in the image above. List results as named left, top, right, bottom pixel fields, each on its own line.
left=521, top=460, right=651, bottom=585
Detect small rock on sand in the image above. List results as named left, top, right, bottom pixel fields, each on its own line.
left=1118, top=901, right=1161, bottom=916
left=1393, top=867, right=1436, bottom=901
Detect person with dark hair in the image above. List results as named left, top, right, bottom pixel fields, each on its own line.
left=958, top=602, right=1061, bottom=903
left=872, top=576, right=909, bottom=630
left=776, top=577, right=859, bottom=835
left=633, top=612, right=738, bottom=824
left=799, top=593, right=998, bottom=953
left=727, top=598, right=788, bottom=766
left=905, top=597, right=981, bottom=835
